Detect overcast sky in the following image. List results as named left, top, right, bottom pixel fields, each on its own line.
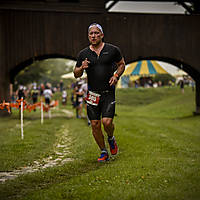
left=107, top=1, right=186, bottom=14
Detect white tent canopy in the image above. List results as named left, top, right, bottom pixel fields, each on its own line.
left=172, top=69, right=187, bottom=77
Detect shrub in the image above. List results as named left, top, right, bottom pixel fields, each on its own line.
left=153, top=74, right=176, bottom=85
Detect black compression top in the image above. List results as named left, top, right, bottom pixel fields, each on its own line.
left=76, top=43, right=122, bottom=91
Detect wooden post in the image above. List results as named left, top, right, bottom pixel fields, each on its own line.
left=194, top=80, right=200, bottom=115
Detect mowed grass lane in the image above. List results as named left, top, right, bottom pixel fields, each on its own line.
left=0, top=86, right=199, bottom=200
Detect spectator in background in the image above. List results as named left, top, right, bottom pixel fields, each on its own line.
left=168, top=80, right=172, bottom=88
left=191, top=79, right=195, bottom=92
left=11, top=92, right=16, bottom=103
left=71, top=81, right=77, bottom=108
left=75, top=80, right=84, bottom=118
left=80, top=79, right=91, bottom=126
left=16, top=85, right=26, bottom=100
left=31, top=86, right=39, bottom=104
left=180, top=79, right=185, bottom=94
left=60, top=80, right=64, bottom=92
left=62, top=88, right=67, bottom=105
left=31, top=86, right=39, bottom=111
left=43, top=85, right=53, bottom=105
left=40, top=83, right=45, bottom=96
left=134, top=80, right=139, bottom=88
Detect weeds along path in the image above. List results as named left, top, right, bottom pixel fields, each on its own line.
left=0, top=109, right=74, bottom=183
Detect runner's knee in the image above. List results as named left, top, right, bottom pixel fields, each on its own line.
left=91, top=120, right=101, bottom=129
left=102, top=118, right=112, bottom=128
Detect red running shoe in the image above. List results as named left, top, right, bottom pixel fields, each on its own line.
left=98, top=152, right=109, bottom=162
left=108, top=136, right=118, bottom=155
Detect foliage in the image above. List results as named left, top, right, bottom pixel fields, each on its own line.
left=152, top=73, right=176, bottom=85
left=15, top=61, right=46, bottom=86
left=15, top=58, right=75, bottom=88
left=38, top=59, right=74, bottom=87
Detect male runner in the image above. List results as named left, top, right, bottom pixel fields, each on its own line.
left=74, top=23, right=125, bottom=162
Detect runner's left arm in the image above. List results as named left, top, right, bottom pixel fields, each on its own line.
left=109, top=58, right=125, bottom=86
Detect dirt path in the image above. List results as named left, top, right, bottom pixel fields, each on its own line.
left=0, top=109, right=74, bottom=183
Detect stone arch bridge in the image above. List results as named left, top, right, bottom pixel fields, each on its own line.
left=0, top=1, right=200, bottom=114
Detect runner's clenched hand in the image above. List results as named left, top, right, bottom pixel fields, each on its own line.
left=82, top=58, right=90, bottom=69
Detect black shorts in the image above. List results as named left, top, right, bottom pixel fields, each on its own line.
left=45, top=98, right=50, bottom=105
left=87, top=90, right=116, bottom=120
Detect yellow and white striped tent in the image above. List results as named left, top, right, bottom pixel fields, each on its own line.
left=124, top=60, right=168, bottom=76
left=117, top=60, right=168, bottom=88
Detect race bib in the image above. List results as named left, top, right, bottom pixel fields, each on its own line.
left=85, top=91, right=101, bottom=106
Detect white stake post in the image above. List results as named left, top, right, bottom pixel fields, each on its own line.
left=21, top=98, right=24, bottom=140
left=41, top=101, right=44, bottom=124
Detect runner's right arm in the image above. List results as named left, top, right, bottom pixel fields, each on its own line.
left=74, top=58, right=90, bottom=78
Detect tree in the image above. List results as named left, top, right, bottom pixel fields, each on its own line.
left=153, top=74, right=176, bottom=86
left=15, top=58, right=75, bottom=89
left=15, top=60, right=47, bottom=86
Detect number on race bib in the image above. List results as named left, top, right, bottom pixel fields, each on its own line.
left=85, top=91, right=100, bottom=106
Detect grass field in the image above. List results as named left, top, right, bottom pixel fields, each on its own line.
left=0, top=86, right=200, bottom=200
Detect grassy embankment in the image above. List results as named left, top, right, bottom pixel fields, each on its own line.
left=0, top=86, right=199, bottom=200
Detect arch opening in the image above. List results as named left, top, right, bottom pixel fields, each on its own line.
left=10, top=54, right=76, bottom=84
left=9, top=54, right=77, bottom=101
left=126, top=56, right=200, bottom=82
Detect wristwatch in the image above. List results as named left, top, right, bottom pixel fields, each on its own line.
left=114, top=73, right=119, bottom=80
